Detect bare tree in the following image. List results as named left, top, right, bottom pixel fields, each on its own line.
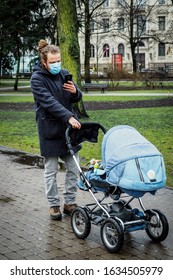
left=77, top=0, right=107, bottom=82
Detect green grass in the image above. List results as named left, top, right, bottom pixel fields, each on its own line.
left=82, top=95, right=172, bottom=102
left=0, top=93, right=172, bottom=104
left=0, top=79, right=30, bottom=87
left=0, top=81, right=172, bottom=187
left=0, top=96, right=34, bottom=103
left=0, top=106, right=172, bottom=188
left=1, top=77, right=173, bottom=90
left=0, top=111, right=39, bottom=155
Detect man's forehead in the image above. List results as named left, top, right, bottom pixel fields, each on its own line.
left=47, top=53, right=61, bottom=62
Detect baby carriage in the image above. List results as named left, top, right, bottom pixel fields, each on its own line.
left=65, top=122, right=169, bottom=252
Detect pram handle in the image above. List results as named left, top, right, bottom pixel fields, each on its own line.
left=65, top=126, right=75, bottom=156
left=65, top=122, right=106, bottom=156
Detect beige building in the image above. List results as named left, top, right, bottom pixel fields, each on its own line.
left=78, top=0, right=173, bottom=76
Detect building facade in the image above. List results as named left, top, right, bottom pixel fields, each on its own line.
left=78, top=0, right=173, bottom=76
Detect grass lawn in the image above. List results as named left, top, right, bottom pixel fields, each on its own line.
left=0, top=80, right=172, bottom=187
left=0, top=106, right=172, bottom=188
left=0, top=93, right=172, bottom=104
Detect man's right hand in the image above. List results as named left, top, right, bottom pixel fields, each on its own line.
left=68, top=117, right=81, bottom=129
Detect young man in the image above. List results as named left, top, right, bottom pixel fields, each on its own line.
left=30, top=39, right=82, bottom=220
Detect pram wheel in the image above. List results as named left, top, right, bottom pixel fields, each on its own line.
left=100, top=218, right=124, bottom=252
left=71, top=207, right=91, bottom=239
left=145, top=209, right=169, bottom=242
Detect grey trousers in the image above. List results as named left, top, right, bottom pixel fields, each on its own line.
left=44, top=154, right=79, bottom=207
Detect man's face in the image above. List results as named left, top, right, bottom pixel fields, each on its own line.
left=42, top=53, right=61, bottom=70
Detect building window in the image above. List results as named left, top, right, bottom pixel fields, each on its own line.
left=90, top=20, right=94, bottom=32
left=103, top=44, right=109, bottom=57
left=118, top=0, right=125, bottom=7
left=136, top=0, right=146, bottom=8
left=158, top=42, right=165, bottom=56
left=118, top=18, right=124, bottom=31
left=102, top=18, right=109, bottom=32
left=159, top=0, right=165, bottom=4
left=137, top=15, right=146, bottom=34
left=158, top=16, right=165, bottom=31
left=118, top=43, right=125, bottom=57
left=103, top=0, right=109, bottom=7
left=137, top=41, right=145, bottom=47
left=90, top=44, right=95, bottom=58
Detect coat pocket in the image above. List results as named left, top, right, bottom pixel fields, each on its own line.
left=42, top=117, right=64, bottom=140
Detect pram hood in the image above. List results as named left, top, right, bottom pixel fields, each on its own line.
left=102, top=125, right=161, bottom=167
left=102, top=125, right=166, bottom=196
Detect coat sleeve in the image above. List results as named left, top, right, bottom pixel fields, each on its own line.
left=30, top=74, right=74, bottom=123
left=70, top=86, right=82, bottom=103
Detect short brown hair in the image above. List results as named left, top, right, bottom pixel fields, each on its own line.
left=38, top=39, right=60, bottom=62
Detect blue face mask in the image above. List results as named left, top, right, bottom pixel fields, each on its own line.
left=49, top=62, right=61, bottom=75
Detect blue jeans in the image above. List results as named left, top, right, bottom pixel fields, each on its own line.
left=44, top=154, right=79, bottom=207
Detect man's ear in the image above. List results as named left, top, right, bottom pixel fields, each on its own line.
left=42, top=59, right=47, bottom=68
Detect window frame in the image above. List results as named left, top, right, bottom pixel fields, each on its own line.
left=158, top=16, right=166, bottom=31
left=118, top=43, right=125, bottom=57
left=90, top=44, right=95, bottom=58
left=158, top=42, right=165, bottom=56
left=103, top=44, right=110, bottom=57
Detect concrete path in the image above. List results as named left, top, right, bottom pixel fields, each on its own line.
left=0, top=148, right=173, bottom=260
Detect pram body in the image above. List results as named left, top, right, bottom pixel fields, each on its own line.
left=66, top=122, right=169, bottom=252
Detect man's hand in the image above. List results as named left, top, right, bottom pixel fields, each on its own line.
left=68, top=117, right=81, bottom=129
left=63, top=81, right=76, bottom=94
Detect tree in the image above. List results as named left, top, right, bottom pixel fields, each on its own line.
left=77, top=0, right=107, bottom=82
left=0, top=0, right=57, bottom=90
left=57, top=0, right=88, bottom=118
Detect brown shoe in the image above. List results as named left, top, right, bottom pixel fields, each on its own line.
left=63, top=203, right=78, bottom=215
left=49, top=206, right=62, bottom=220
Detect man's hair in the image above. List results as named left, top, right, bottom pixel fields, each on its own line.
left=38, top=39, right=60, bottom=62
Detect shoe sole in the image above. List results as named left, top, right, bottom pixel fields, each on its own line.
left=50, top=214, right=62, bottom=220
left=63, top=209, right=72, bottom=215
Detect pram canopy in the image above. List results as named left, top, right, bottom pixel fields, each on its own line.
left=102, top=125, right=166, bottom=196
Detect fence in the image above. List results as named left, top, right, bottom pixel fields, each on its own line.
left=149, top=63, right=173, bottom=78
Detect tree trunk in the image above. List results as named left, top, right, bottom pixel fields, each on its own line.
left=14, top=47, right=20, bottom=91
left=129, top=0, right=137, bottom=72
left=84, top=0, right=91, bottom=83
left=57, top=0, right=89, bottom=118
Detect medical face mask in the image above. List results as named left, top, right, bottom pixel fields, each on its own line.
left=49, top=62, right=61, bottom=75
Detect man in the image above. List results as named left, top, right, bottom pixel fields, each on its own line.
left=30, top=39, right=82, bottom=220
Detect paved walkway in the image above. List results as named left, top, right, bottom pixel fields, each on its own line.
left=0, top=148, right=173, bottom=260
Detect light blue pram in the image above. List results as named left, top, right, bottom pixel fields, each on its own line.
left=66, top=122, right=169, bottom=252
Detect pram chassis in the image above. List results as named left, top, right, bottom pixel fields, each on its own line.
left=65, top=123, right=169, bottom=253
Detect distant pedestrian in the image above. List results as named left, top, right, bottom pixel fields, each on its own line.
left=30, top=39, right=82, bottom=220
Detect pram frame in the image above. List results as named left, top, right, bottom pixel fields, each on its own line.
left=66, top=123, right=111, bottom=219
left=65, top=123, right=169, bottom=252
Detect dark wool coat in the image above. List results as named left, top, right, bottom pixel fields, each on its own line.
left=30, top=64, right=82, bottom=157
